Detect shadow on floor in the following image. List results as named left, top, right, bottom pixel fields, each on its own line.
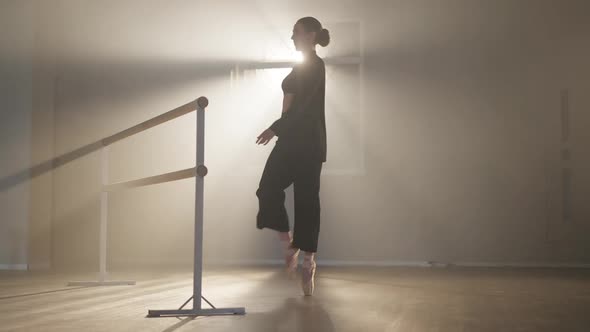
left=248, top=296, right=335, bottom=332
left=157, top=270, right=335, bottom=332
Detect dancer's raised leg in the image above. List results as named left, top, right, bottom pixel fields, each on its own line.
left=278, top=231, right=299, bottom=277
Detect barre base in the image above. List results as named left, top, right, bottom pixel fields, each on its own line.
left=147, top=307, right=246, bottom=317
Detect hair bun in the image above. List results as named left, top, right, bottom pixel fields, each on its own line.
left=317, top=28, right=330, bottom=47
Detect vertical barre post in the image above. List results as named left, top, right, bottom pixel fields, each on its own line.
left=99, top=146, right=109, bottom=282
left=68, top=145, right=135, bottom=286
left=194, top=99, right=205, bottom=310
left=147, top=97, right=244, bottom=317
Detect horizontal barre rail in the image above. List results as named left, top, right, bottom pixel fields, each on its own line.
left=104, top=167, right=196, bottom=192
left=100, top=97, right=208, bottom=147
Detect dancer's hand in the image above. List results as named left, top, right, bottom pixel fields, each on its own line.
left=256, top=128, right=276, bottom=145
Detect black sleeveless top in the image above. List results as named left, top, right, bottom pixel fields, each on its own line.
left=281, top=69, right=297, bottom=94
left=270, top=51, right=327, bottom=162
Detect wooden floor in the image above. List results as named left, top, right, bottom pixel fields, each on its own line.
left=1, top=265, right=589, bottom=331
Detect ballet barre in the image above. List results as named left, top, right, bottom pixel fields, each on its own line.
left=67, top=97, right=245, bottom=318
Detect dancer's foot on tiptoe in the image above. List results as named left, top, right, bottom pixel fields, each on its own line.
left=278, top=231, right=300, bottom=277
left=285, top=243, right=300, bottom=277
left=301, top=253, right=316, bottom=296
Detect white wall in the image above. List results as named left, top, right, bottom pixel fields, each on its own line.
left=356, top=0, right=590, bottom=265
left=43, top=0, right=590, bottom=270
left=0, top=0, right=35, bottom=269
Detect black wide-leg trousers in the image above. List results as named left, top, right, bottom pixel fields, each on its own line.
left=256, top=142, right=323, bottom=253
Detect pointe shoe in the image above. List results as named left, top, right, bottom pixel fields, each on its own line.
left=301, top=260, right=316, bottom=296
left=285, top=244, right=300, bottom=277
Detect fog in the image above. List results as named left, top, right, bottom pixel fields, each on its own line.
left=1, top=0, right=590, bottom=272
